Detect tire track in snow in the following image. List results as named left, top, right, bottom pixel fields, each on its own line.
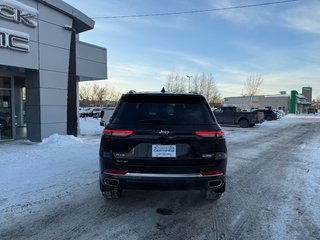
left=2, top=121, right=320, bottom=240
left=224, top=122, right=320, bottom=239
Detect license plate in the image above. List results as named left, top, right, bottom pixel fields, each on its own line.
left=152, top=145, right=176, bottom=158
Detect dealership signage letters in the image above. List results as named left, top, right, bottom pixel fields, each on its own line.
left=0, top=0, right=38, bottom=52
left=0, top=27, right=30, bottom=52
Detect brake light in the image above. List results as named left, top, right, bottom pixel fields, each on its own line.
left=200, top=170, right=223, bottom=176
left=104, top=169, right=128, bottom=175
left=103, top=129, right=134, bottom=136
left=112, top=129, right=134, bottom=136
left=195, top=130, right=224, bottom=137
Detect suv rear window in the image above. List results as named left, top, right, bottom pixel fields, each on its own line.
left=112, top=95, right=215, bottom=125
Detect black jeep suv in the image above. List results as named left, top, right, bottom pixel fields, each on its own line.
left=99, top=90, right=228, bottom=200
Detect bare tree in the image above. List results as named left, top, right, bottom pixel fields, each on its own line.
left=165, top=71, right=187, bottom=92
left=195, top=73, right=223, bottom=106
left=108, top=88, right=121, bottom=104
left=164, top=71, right=223, bottom=106
left=314, top=96, right=320, bottom=110
left=92, top=84, right=107, bottom=107
left=79, top=84, right=92, bottom=107
left=192, top=74, right=200, bottom=93
left=79, top=83, right=121, bottom=107
left=244, top=74, right=263, bottom=96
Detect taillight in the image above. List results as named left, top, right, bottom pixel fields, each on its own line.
left=195, top=130, right=224, bottom=137
left=103, top=129, right=134, bottom=136
left=200, top=170, right=223, bottom=176
left=104, top=169, right=128, bottom=175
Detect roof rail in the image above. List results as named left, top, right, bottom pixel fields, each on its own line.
left=128, top=90, right=136, bottom=94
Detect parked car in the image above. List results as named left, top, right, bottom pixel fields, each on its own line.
left=99, top=90, right=228, bottom=200
left=79, top=107, right=94, bottom=118
left=92, top=108, right=103, bottom=118
left=307, top=108, right=317, bottom=114
left=274, top=109, right=285, bottom=118
left=252, top=109, right=278, bottom=121
left=213, top=106, right=264, bottom=128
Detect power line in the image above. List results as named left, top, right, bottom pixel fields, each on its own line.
left=91, top=0, right=299, bottom=19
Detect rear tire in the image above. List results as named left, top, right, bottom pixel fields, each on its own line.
left=239, top=119, right=249, bottom=128
left=200, top=189, right=222, bottom=200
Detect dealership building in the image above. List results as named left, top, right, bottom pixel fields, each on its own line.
left=224, top=88, right=313, bottom=114
left=0, top=0, right=107, bottom=141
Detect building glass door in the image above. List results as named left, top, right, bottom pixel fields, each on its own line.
left=0, top=77, right=13, bottom=140
left=14, top=77, right=27, bottom=139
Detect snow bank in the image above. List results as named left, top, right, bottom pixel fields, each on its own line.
left=39, top=133, right=80, bottom=146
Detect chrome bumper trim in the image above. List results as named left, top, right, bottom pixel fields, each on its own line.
left=104, top=172, right=223, bottom=178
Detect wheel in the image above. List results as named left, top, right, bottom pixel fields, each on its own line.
left=200, top=189, right=222, bottom=200
left=266, top=116, right=272, bottom=121
left=100, top=181, right=122, bottom=199
left=239, top=119, right=249, bottom=128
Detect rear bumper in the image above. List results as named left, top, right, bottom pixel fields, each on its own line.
left=100, top=172, right=226, bottom=191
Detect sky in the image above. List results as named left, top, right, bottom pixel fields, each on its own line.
left=63, top=0, right=320, bottom=98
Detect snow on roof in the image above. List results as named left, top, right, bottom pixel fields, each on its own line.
left=264, top=94, right=290, bottom=97
left=296, top=94, right=306, bottom=99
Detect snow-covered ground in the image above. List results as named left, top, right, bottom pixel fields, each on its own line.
left=78, top=116, right=104, bottom=135
left=0, top=116, right=319, bottom=239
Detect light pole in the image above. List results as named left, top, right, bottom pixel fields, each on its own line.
left=186, top=75, right=192, bottom=91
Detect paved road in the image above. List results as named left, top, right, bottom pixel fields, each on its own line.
left=1, top=119, right=320, bottom=240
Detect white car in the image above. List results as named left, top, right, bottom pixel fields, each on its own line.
left=274, top=109, right=285, bottom=118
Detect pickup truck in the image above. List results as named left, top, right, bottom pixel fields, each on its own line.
left=213, top=106, right=264, bottom=128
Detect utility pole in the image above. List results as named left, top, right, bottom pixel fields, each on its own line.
left=186, top=75, right=192, bottom=91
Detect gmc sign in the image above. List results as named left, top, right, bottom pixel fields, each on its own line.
left=0, top=27, right=30, bottom=52
left=0, top=0, right=38, bottom=53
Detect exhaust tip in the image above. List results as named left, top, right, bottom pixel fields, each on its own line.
left=208, top=179, right=224, bottom=189
left=103, top=178, right=119, bottom=187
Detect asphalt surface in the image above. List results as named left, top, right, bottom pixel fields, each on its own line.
left=1, top=119, right=320, bottom=240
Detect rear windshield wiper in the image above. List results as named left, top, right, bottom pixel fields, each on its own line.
left=138, top=119, right=166, bottom=124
